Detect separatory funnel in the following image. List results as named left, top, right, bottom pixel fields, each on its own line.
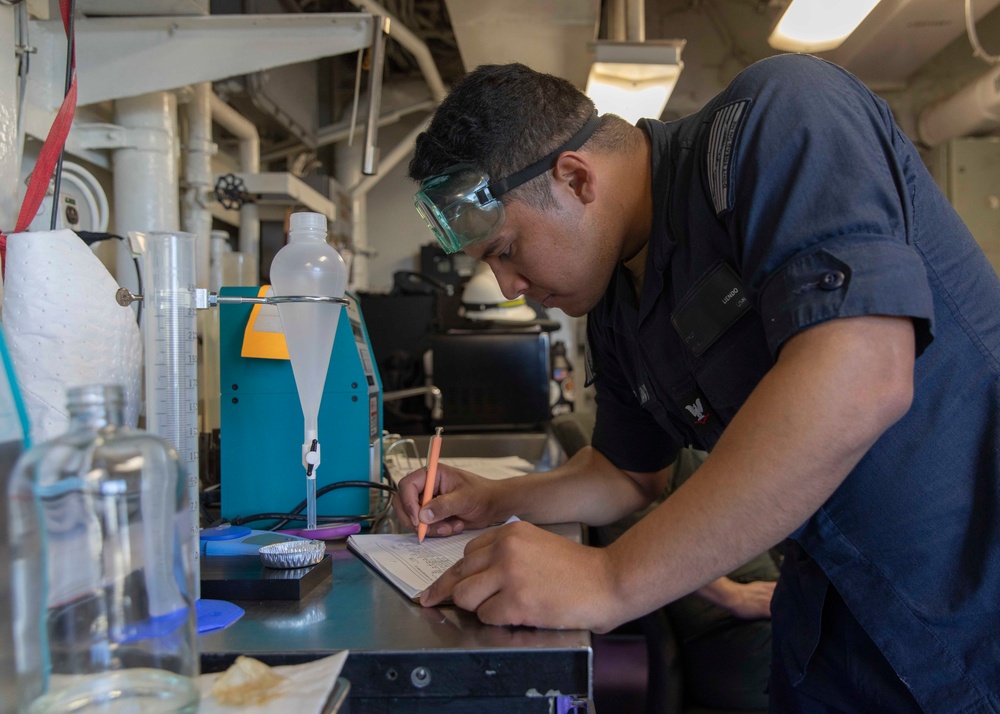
left=269, top=212, right=347, bottom=532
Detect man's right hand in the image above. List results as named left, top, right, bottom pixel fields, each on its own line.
left=393, top=463, right=506, bottom=537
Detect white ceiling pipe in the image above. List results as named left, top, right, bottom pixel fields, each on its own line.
left=626, top=0, right=645, bottom=43
left=606, top=0, right=644, bottom=42
left=262, top=97, right=436, bottom=164
left=350, top=118, right=429, bottom=199
left=1, top=4, right=19, bottom=240
left=335, top=116, right=428, bottom=291
left=209, top=92, right=260, bottom=174
left=338, top=0, right=445, bottom=290
left=918, top=64, right=1000, bottom=148
left=182, top=82, right=213, bottom=290
left=182, top=82, right=222, bottom=436
left=112, top=91, right=180, bottom=299
left=209, top=92, right=260, bottom=261
left=349, top=0, right=447, bottom=102
left=334, top=137, right=367, bottom=291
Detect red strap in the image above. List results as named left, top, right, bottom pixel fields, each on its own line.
left=1, top=0, right=77, bottom=278
left=13, top=80, right=77, bottom=234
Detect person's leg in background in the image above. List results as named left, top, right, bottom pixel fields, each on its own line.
left=597, top=447, right=777, bottom=712
left=665, top=551, right=775, bottom=711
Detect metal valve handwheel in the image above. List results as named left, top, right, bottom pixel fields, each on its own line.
left=214, top=173, right=251, bottom=210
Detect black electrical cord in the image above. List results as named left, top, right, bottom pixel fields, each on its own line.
left=280, top=480, right=396, bottom=517
left=75, top=231, right=142, bottom=325
left=49, top=0, right=75, bottom=230
left=211, top=480, right=397, bottom=531
left=200, top=485, right=221, bottom=529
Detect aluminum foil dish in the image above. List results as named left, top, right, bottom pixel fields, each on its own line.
left=259, top=539, right=326, bottom=569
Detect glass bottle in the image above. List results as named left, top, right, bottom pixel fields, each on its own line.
left=8, top=385, right=198, bottom=714
left=0, top=328, right=30, bottom=712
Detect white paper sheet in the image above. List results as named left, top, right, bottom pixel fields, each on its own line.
left=347, top=519, right=521, bottom=601
left=348, top=520, right=581, bottom=603
left=384, top=454, right=534, bottom=486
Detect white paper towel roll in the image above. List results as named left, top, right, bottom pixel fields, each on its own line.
left=1, top=229, right=142, bottom=444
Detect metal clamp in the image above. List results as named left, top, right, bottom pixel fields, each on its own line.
left=115, top=287, right=349, bottom=310
left=208, top=293, right=350, bottom=307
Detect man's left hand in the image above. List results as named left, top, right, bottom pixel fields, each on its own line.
left=419, top=520, right=618, bottom=632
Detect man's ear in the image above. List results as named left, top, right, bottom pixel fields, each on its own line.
left=552, top=152, right=597, bottom=205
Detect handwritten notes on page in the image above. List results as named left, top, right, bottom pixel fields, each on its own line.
left=347, top=518, right=521, bottom=601
left=347, top=527, right=493, bottom=601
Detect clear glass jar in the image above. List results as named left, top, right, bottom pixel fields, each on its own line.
left=8, top=385, right=198, bottom=713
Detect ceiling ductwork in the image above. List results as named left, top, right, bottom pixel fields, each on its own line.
left=918, top=64, right=1000, bottom=147
left=443, top=0, right=600, bottom=88
left=816, top=0, right=1000, bottom=89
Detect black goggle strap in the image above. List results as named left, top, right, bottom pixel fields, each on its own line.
left=476, top=111, right=601, bottom=204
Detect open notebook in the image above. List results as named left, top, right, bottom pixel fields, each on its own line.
left=347, top=520, right=583, bottom=603
left=347, top=521, right=513, bottom=601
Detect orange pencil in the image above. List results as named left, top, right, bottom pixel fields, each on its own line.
left=418, top=427, right=444, bottom=543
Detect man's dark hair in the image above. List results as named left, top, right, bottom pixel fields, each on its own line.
left=408, top=63, right=599, bottom=208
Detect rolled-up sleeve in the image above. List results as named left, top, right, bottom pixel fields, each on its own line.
left=758, top=239, right=934, bottom=357
left=717, top=55, right=936, bottom=357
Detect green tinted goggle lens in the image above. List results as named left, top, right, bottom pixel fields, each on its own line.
left=414, top=168, right=504, bottom=254
left=413, top=111, right=601, bottom=254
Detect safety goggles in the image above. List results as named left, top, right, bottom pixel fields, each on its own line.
left=414, top=111, right=601, bottom=254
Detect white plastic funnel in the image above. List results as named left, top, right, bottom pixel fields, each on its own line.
left=269, top=212, right=346, bottom=529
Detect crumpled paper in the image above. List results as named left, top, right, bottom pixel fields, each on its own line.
left=1, top=229, right=142, bottom=443
left=197, top=652, right=349, bottom=714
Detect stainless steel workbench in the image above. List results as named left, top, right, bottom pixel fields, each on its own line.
left=199, top=523, right=593, bottom=713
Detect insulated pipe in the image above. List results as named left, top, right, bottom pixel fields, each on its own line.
left=349, top=0, right=447, bottom=102
left=209, top=92, right=260, bottom=261
left=184, top=83, right=220, bottom=437
left=335, top=1, right=445, bottom=288
left=182, top=82, right=213, bottom=289
left=607, top=0, right=644, bottom=42
left=363, top=15, right=389, bottom=176
left=335, top=118, right=428, bottom=291
left=918, top=65, right=1000, bottom=148
left=351, top=118, right=429, bottom=198
left=626, top=0, right=645, bottom=42
left=336, top=114, right=429, bottom=291
left=335, top=136, right=367, bottom=291
left=112, top=91, right=180, bottom=297
left=261, top=98, right=436, bottom=164
left=1, top=4, right=20, bottom=239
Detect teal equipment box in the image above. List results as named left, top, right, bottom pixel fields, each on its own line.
left=219, top=288, right=382, bottom=523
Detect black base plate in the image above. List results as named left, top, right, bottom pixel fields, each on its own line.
left=200, top=555, right=331, bottom=600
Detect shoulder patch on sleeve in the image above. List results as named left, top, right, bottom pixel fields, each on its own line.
left=707, top=99, right=751, bottom=215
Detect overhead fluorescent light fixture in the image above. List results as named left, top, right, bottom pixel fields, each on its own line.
left=768, top=0, right=882, bottom=53
left=586, top=40, right=685, bottom=125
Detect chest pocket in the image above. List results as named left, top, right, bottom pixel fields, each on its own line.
left=658, top=261, right=774, bottom=448
left=634, top=314, right=730, bottom=451
left=690, top=309, right=772, bottom=424
left=671, top=261, right=751, bottom=357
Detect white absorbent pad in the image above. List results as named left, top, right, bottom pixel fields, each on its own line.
left=2, top=229, right=142, bottom=443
